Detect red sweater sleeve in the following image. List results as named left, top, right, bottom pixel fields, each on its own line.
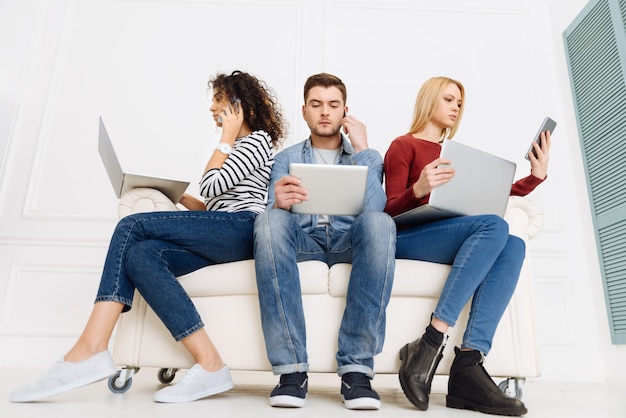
left=511, top=173, right=546, bottom=196
left=384, top=135, right=441, bottom=216
left=384, top=135, right=546, bottom=216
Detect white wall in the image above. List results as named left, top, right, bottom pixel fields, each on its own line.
left=1, top=0, right=622, bottom=381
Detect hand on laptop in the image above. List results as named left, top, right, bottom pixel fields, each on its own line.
left=273, top=175, right=309, bottom=211
left=179, top=193, right=206, bottom=211
left=412, top=157, right=455, bottom=199
left=342, top=115, right=368, bottom=153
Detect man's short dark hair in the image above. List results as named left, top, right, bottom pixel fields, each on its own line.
left=303, top=73, right=347, bottom=104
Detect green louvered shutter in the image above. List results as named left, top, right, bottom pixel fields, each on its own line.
left=563, top=0, right=626, bottom=344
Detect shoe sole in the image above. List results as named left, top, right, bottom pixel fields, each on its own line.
left=446, top=395, right=528, bottom=416
left=10, top=367, right=117, bottom=403
left=398, top=343, right=429, bottom=411
left=269, top=394, right=306, bottom=408
left=154, top=381, right=234, bottom=403
left=343, top=396, right=381, bottom=410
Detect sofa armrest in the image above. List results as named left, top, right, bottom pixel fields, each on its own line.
left=116, top=190, right=545, bottom=240
left=117, top=187, right=179, bottom=218
left=504, top=196, right=544, bottom=241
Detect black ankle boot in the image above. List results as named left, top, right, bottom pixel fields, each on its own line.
left=398, top=326, right=447, bottom=410
left=447, top=347, right=527, bottom=416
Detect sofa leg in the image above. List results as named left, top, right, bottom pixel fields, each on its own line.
left=497, top=377, right=525, bottom=400
left=108, top=367, right=139, bottom=394
left=157, top=368, right=178, bottom=384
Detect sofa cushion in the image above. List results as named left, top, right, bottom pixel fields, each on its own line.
left=177, top=259, right=330, bottom=297
left=178, top=259, right=453, bottom=299
left=328, top=260, right=452, bottom=298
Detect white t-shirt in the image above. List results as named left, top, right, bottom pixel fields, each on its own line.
left=311, top=146, right=341, bottom=226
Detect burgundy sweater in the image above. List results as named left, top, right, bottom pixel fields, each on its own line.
left=384, top=134, right=545, bottom=217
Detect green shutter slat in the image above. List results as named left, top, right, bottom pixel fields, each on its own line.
left=564, top=0, right=626, bottom=344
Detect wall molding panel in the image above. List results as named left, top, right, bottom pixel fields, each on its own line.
left=0, top=0, right=619, bottom=380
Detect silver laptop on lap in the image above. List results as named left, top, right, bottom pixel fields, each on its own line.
left=98, top=117, right=190, bottom=203
left=392, top=140, right=516, bottom=226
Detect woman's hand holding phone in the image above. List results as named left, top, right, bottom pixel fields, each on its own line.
left=525, top=117, right=556, bottom=160
left=219, top=98, right=243, bottom=143
left=217, top=98, right=241, bottom=123
left=528, top=130, right=551, bottom=180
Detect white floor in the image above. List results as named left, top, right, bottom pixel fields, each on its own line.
left=1, top=367, right=625, bottom=418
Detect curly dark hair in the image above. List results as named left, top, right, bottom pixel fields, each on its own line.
left=208, top=70, right=287, bottom=149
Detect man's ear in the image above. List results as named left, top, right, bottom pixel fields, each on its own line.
left=302, top=104, right=307, bottom=119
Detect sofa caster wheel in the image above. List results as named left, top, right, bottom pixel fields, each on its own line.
left=108, top=369, right=135, bottom=393
left=498, top=377, right=524, bottom=399
left=158, top=368, right=178, bottom=384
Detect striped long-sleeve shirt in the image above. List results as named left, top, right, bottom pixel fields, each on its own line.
left=199, top=130, right=274, bottom=214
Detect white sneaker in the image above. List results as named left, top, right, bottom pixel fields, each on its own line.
left=153, top=364, right=233, bottom=403
left=9, top=351, right=117, bottom=402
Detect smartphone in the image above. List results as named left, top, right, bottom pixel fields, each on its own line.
left=525, top=117, right=556, bottom=160
left=217, top=98, right=241, bottom=124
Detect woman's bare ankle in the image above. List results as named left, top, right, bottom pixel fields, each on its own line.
left=197, top=360, right=225, bottom=372
left=64, top=345, right=106, bottom=363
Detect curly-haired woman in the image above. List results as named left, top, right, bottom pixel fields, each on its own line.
left=10, top=70, right=287, bottom=404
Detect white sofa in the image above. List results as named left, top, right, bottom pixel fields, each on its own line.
left=110, top=188, right=543, bottom=397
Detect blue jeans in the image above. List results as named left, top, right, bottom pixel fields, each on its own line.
left=95, top=210, right=257, bottom=341
left=253, top=209, right=396, bottom=377
left=396, top=214, right=525, bottom=355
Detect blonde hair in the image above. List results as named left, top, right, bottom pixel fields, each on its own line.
left=408, top=76, right=465, bottom=141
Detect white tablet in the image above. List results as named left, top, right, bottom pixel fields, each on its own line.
left=289, top=163, right=368, bottom=216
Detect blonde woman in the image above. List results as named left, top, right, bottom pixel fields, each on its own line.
left=383, top=76, right=550, bottom=416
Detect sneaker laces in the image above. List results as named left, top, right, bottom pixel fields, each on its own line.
left=33, top=358, right=73, bottom=384
left=178, top=365, right=203, bottom=384
left=278, top=372, right=307, bottom=388
left=342, top=373, right=372, bottom=390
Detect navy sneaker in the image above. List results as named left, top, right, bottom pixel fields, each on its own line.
left=341, top=372, right=381, bottom=410
left=269, top=372, right=308, bottom=407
